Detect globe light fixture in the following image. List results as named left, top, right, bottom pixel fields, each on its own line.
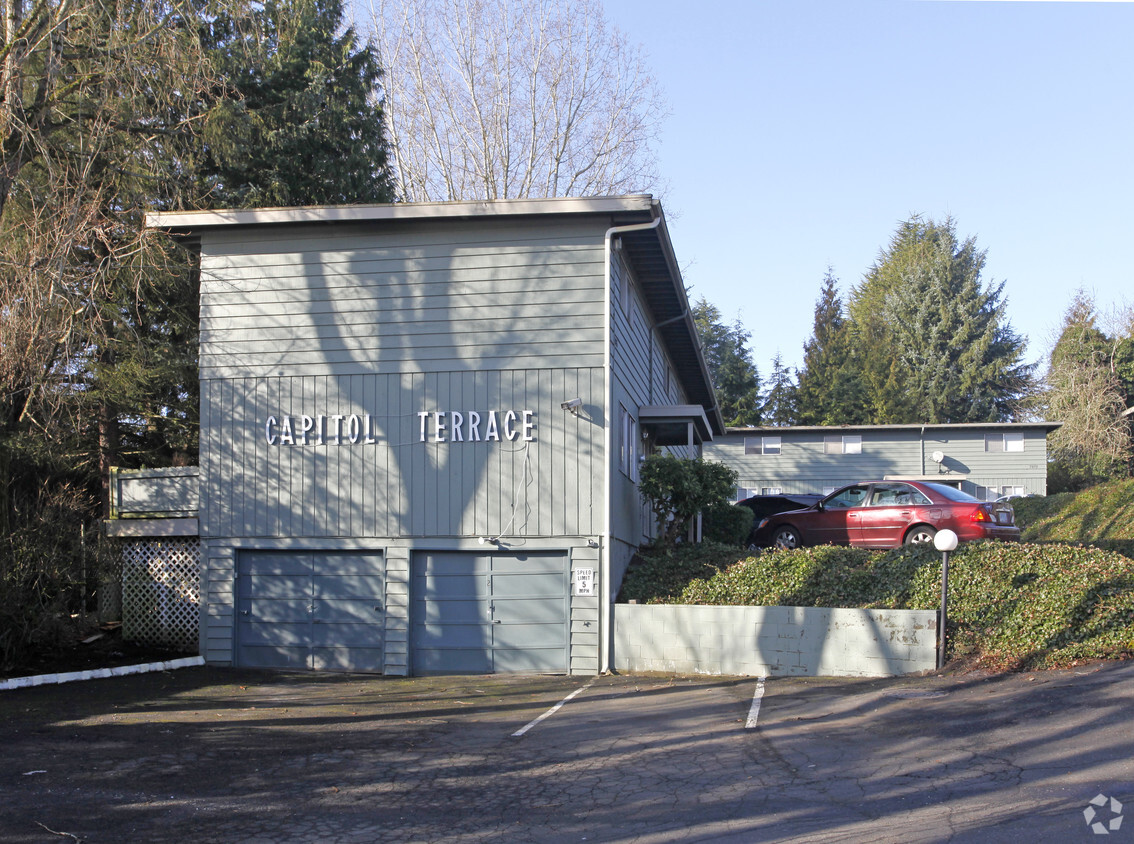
left=934, top=529, right=959, bottom=669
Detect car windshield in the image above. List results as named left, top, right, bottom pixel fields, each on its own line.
left=921, top=482, right=982, bottom=503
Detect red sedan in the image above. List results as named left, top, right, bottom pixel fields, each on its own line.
left=757, top=480, right=1022, bottom=550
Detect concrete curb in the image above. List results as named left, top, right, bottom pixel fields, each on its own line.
left=0, top=656, right=205, bottom=691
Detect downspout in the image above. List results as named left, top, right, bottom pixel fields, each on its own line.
left=601, top=213, right=662, bottom=675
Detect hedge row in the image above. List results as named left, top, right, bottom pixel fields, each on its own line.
left=620, top=541, right=1134, bottom=670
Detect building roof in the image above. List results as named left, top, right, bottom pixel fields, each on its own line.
left=147, top=196, right=724, bottom=435
left=725, top=421, right=1062, bottom=435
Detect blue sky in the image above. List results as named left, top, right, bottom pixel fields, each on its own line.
left=603, top=0, right=1133, bottom=376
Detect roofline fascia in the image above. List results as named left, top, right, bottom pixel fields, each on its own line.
left=146, top=195, right=657, bottom=232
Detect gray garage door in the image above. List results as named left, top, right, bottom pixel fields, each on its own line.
left=412, top=551, right=569, bottom=674
left=237, top=551, right=385, bottom=672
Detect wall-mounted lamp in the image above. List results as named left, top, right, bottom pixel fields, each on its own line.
left=561, top=397, right=582, bottom=415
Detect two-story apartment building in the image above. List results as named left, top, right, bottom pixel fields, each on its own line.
left=704, top=422, right=1060, bottom=502
left=119, top=196, right=721, bottom=677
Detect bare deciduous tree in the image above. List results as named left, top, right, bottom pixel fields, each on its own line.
left=367, top=0, right=667, bottom=200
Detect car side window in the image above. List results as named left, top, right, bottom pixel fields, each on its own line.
left=826, top=485, right=869, bottom=509
left=870, top=483, right=931, bottom=506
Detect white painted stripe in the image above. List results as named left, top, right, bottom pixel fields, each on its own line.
left=512, top=680, right=596, bottom=737
left=745, top=676, right=767, bottom=729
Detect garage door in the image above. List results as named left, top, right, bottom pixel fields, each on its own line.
left=236, top=551, right=385, bottom=672
left=412, top=551, right=569, bottom=675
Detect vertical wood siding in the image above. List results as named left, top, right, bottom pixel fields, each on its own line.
left=200, top=369, right=604, bottom=540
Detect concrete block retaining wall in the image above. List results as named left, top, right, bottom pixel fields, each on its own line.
left=613, top=604, right=937, bottom=677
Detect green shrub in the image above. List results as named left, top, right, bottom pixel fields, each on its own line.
left=619, top=541, right=1134, bottom=670
left=701, top=502, right=753, bottom=546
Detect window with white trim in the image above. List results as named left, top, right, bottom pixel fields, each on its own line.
left=619, top=405, right=637, bottom=480
left=761, top=487, right=783, bottom=495
left=744, top=436, right=781, bottom=455
left=824, top=434, right=862, bottom=454
left=986, top=432, right=1024, bottom=452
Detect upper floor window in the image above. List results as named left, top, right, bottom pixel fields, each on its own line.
left=619, top=405, right=637, bottom=480
left=744, top=436, right=781, bottom=455
left=985, top=432, right=1024, bottom=452
left=824, top=434, right=862, bottom=455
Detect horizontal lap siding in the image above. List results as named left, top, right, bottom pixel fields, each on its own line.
left=707, top=429, right=1052, bottom=496
left=198, top=219, right=607, bottom=379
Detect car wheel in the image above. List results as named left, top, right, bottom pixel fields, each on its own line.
left=904, top=525, right=937, bottom=545
left=772, top=526, right=801, bottom=550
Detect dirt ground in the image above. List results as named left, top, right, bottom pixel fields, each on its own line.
left=1, top=621, right=192, bottom=681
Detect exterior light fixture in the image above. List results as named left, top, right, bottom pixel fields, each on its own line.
left=561, top=397, right=582, bottom=415
left=934, top=528, right=959, bottom=669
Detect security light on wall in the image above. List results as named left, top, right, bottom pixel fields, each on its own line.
left=561, top=397, right=583, bottom=415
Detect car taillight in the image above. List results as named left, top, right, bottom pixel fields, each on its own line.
left=970, top=506, right=991, bottom=523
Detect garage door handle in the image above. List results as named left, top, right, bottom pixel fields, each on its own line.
left=493, top=619, right=502, bottom=624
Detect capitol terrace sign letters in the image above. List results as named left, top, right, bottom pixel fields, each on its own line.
left=264, top=410, right=537, bottom=446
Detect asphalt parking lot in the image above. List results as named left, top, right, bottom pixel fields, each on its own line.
left=1, top=662, right=1132, bottom=843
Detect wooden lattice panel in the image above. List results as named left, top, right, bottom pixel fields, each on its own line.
left=121, top=538, right=200, bottom=651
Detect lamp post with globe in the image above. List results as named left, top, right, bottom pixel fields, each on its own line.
left=934, top=529, right=959, bottom=670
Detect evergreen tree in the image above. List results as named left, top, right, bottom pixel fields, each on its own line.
left=199, top=0, right=396, bottom=207
left=761, top=354, right=798, bottom=426
left=795, top=269, right=866, bottom=425
left=847, top=216, right=1033, bottom=423
left=1043, top=291, right=1132, bottom=490
left=692, top=298, right=762, bottom=426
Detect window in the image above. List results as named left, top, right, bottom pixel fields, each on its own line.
left=1000, top=485, right=1025, bottom=499
left=985, top=432, right=1024, bottom=452
left=619, top=405, right=637, bottom=480
left=761, top=487, right=783, bottom=495
left=745, top=436, right=781, bottom=455
left=824, top=434, right=862, bottom=455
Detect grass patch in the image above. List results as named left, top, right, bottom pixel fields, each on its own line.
left=620, top=541, right=1134, bottom=670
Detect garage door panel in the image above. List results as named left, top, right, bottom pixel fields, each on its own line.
left=412, top=551, right=568, bottom=675
left=414, top=647, right=493, bottom=674
left=490, top=572, right=566, bottom=598
left=420, top=553, right=490, bottom=576
left=315, top=599, right=383, bottom=625
left=237, top=550, right=385, bottom=672
left=248, top=599, right=312, bottom=624
left=313, top=646, right=384, bottom=672
left=314, top=574, right=384, bottom=599
left=239, top=644, right=310, bottom=669
left=417, top=599, right=487, bottom=624
left=418, top=573, right=489, bottom=600
left=242, top=552, right=313, bottom=577
left=244, top=574, right=311, bottom=600
left=493, top=622, right=566, bottom=649
left=312, top=553, right=380, bottom=576
left=493, top=648, right=565, bottom=673
left=415, top=622, right=492, bottom=647
left=240, top=621, right=311, bottom=647
left=491, top=599, right=567, bottom=625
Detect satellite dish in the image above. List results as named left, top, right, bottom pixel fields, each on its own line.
left=931, top=450, right=945, bottom=464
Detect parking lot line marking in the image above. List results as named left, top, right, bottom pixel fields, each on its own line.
left=512, top=680, right=596, bottom=737
left=745, top=676, right=766, bottom=729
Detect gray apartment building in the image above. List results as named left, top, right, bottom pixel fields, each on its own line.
left=705, top=422, right=1060, bottom=502
left=113, top=196, right=722, bottom=676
